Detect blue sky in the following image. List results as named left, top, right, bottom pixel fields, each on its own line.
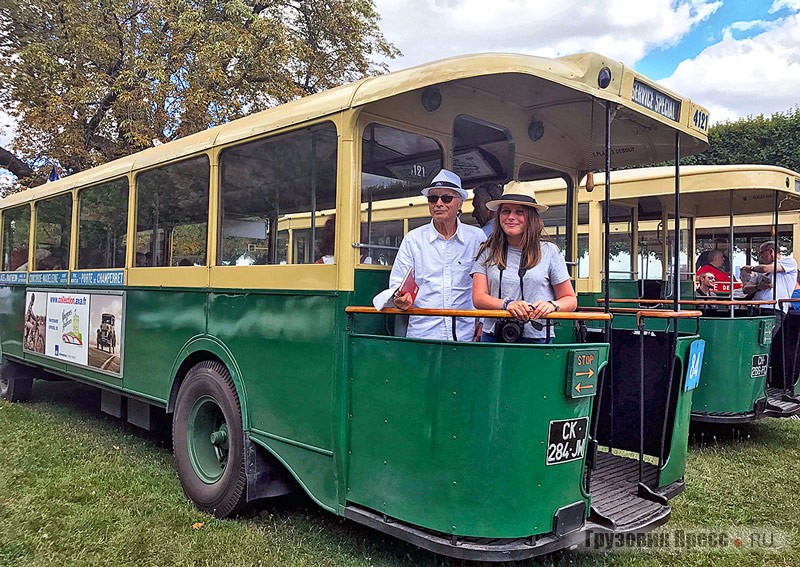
left=375, top=0, right=800, bottom=123
left=635, top=0, right=777, bottom=79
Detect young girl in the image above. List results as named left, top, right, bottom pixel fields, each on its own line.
left=471, top=181, right=577, bottom=343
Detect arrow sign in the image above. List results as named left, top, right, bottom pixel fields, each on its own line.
left=568, top=349, right=600, bottom=399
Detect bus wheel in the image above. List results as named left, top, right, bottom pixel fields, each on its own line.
left=0, top=360, right=33, bottom=402
left=173, top=360, right=247, bottom=518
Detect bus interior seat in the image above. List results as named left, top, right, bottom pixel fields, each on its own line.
left=639, top=279, right=663, bottom=300
left=604, top=280, right=640, bottom=299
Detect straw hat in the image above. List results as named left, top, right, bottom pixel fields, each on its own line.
left=485, top=180, right=548, bottom=212
left=420, top=169, right=469, bottom=201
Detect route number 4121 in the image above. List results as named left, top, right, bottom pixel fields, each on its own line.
left=693, top=109, right=709, bottom=132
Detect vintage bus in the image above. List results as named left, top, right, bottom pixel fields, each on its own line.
left=0, top=52, right=709, bottom=560
left=546, top=165, right=800, bottom=422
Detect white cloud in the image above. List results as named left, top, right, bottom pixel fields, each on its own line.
left=661, top=13, right=800, bottom=122
left=376, top=0, right=721, bottom=69
left=770, top=0, right=800, bottom=13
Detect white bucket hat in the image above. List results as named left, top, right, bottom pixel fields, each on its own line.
left=485, top=180, right=549, bottom=212
left=420, top=169, right=469, bottom=201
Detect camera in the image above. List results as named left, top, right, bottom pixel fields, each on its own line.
left=495, top=319, right=526, bottom=343
left=494, top=318, right=545, bottom=343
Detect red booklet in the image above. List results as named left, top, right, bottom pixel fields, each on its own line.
left=395, top=268, right=419, bottom=302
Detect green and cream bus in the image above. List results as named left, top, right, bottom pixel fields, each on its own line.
left=0, top=52, right=709, bottom=560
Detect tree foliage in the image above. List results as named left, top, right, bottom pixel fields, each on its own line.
left=681, top=106, right=800, bottom=171
left=0, top=0, right=398, bottom=189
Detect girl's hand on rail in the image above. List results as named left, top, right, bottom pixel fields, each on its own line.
left=529, top=299, right=558, bottom=319
left=506, top=300, right=533, bottom=321
left=393, top=292, right=413, bottom=311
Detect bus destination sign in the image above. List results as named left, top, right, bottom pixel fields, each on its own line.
left=632, top=79, right=680, bottom=122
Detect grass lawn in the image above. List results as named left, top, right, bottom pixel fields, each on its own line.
left=0, top=380, right=798, bottom=567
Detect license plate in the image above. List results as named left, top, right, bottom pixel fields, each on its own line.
left=751, top=354, right=769, bottom=378
left=546, top=417, right=588, bottom=465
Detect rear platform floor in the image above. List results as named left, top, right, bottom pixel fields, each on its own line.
left=588, top=452, right=676, bottom=531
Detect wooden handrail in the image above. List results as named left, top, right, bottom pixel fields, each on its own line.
left=597, top=298, right=776, bottom=307
left=345, top=306, right=613, bottom=321
left=635, top=309, right=703, bottom=327
left=778, top=298, right=800, bottom=306
left=581, top=306, right=703, bottom=326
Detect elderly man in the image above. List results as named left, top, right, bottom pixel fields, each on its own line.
left=471, top=181, right=503, bottom=237
left=742, top=241, right=799, bottom=333
left=390, top=169, right=485, bottom=341
left=696, top=249, right=733, bottom=282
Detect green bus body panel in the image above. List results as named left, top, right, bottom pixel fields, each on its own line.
left=123, top=289, right=209, bottom=400
left=0, top=286, right=28, bottom=360
left=692, top=317, right=770, bottom=414
left=347, top=336, right=608, bottom=538
left=658, top=335, right=695, bottom=488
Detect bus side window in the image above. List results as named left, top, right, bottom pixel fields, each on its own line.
left=360, top=123, right=443, bottom=266
left=218, top=122, right=338, bottom=266
left=34, top=193, right=72, bottom=271
left=135, top=156, right=210, bottom=267
left=77, top=178, right=129, bottom=270
left=2, top=205, right=31, bottom=271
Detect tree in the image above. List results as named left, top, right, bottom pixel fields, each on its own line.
left=0, top=0, right=398, bottom=191
left=681, top=106, right=800, bottom=172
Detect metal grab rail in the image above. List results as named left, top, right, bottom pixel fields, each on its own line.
left=777, top=299, right=800, bottom=395
left=635, top=309, right=701, bottom=501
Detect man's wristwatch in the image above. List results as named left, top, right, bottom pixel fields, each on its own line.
left=548, top=300, right=559, bottom=312
left=502, top=298, right=512, bottom=310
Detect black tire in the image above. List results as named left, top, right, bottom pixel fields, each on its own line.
left=173, top=360, right=247, bottom=518
left=0, top=359, right=33, bottom=402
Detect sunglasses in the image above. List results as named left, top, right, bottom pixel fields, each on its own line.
left=427, top=194, right=455, bottom=204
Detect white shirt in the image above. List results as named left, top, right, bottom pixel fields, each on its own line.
left=389, top=219, right=485, bottom=341
left=754, top=256, right=798, bottom=313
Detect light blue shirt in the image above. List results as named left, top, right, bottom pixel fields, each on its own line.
left=481, top=218, right=495, bottom=238
left=389, top=219, right=485, bottom=341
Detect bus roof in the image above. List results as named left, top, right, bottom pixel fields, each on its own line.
left=557, top=164, right=800, bottom=216
left=2, top=52, right=710, bottom=208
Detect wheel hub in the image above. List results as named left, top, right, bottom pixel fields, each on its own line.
left=187, top=396, right=229, bottom=483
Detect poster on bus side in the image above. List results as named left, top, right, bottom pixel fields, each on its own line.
left=23, top=291, right=47, bottom=354
left=45, top=292, right=90, bottom=365
left=88, top=294, right=124, bottom=374
left=22, top=290, right=124, bottom=376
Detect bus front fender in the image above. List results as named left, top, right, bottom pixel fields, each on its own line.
left=167, top=334, right=250, bottom=430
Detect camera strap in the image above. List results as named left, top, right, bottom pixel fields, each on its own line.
left=497, top=243, right=547, bottom=334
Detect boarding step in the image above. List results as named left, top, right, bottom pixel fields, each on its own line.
left=764, top=386, right=800, bottom=417
left=588, top=452, right=674, bottom=532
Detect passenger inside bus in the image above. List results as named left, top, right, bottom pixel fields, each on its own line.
left=471, top=181, right=576, bottom=343
left=742, top=241, right=799, bottom=333
left=695, top=272, right=717, bottom=297
left=471, top=181, right=503, bottom=237
left=697, top=249, right=735, bottom=282
left=696, top=237, right=731, bottom=273
left=315, top=217, right=335, bottom=264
